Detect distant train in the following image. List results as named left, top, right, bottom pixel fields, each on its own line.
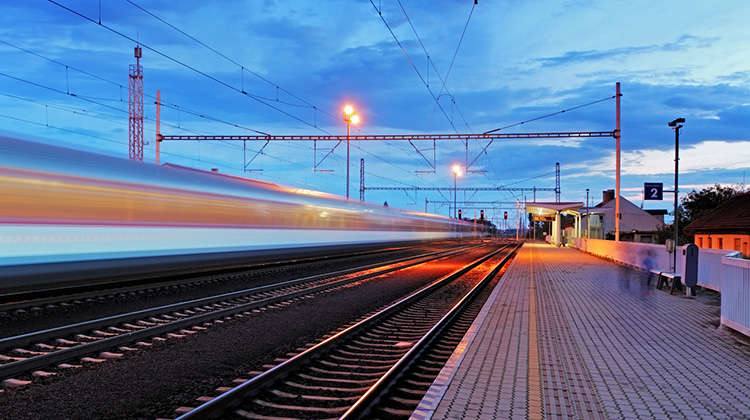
left=0, top=136, right=475, bottom=292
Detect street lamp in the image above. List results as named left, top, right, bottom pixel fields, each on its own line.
left=669, top=117, right=685, bottom=272
left=452, top=165, right=461, bottom=218
left=343, top=106, right=360, bottom=199
left=586, top=188, right=590, bottom=239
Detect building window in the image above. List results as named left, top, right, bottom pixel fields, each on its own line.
left=736, top=238, right=741, bottom=251
left=718, top=238, right=724, bottom=249
left=708, top=237, right=712, bottom=248
left=698, top=237, right=703, bottom=247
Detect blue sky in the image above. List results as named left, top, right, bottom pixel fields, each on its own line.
left=1, top=0, right=749, bottom=223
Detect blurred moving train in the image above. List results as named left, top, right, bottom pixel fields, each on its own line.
left=0, top=136, right=475, bottom=291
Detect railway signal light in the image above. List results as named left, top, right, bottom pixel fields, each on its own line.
left=480, top=210, right=484, bottom=220
left=458, top=209, right=462, bottom=220
left=504, top=211, right=508, bottom=220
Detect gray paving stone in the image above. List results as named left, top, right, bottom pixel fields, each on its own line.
left=409, top=242, right=750, bottom=420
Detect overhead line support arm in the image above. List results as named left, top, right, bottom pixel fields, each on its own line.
left=159, top=131, right=617, bottom=142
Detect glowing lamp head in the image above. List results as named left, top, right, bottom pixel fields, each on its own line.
left=452, top=165, right=461, bottom=176
left=344, top=105, right=354, bottom=115
left=351, top=114, right=360, bottom=124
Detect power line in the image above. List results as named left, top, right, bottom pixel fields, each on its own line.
left=47, top=1, right=468, bottom=193
left=0, top=39, right=123, bottom=89
left=484, top=95, right=617, bottom=134
left=48, top=0, right=334, bottom=135
left=39, top=1, right=589, bottom=204
left=1, top=34, right=297, bottom=165
left=43, top=1, right=480, bottom=191
left=0, top=71, right=128, bottom=116
left=412, top=0, right=476, bottom=132
left=0, top=37, right=269, bottom=137
left=1, top=31, right=438, bottom=193
left=368, top=0, right=459, bottom=134
left=123, top=1, right=329, bottom=113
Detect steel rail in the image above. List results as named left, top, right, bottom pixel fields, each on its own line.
left=0, top=244, right=420, bottom=308
left=0, top=244, right=482, bottom=379
left=175, top=242, right=513, bottom=420
left=340, top=241, right=522, bottom=419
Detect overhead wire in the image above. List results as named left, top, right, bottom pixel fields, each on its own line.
left=0, top=37, right=269, bottom=137
left=48, top=0, right=334, bottom=136
left=0, top=69, right=415, bottom=191
left=0, top=39, right=122, bottom=89
left=116, top=1, right=461, bottom=192
left=36, top=1, right=568, bottom=205
left=368, top=0, right=459, bottom=135
left=0, top=82, right=219, bottom=146
left=48, top=0, right=446, bottom=193
left=0, top=36, right=309, bottom=171
left=372, top=1, right=491, bottom=195
left=123, top=0, right=329, bottom=113
left=406, top=0, right=475, bottom=133
left=484, top=95, right=617, bottom=134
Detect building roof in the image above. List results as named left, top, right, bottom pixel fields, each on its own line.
left=595, top=195, right=664, bottom=233
left=684, top=192, right=750, bottom=233
left=525, top=202, right=583, bottom=216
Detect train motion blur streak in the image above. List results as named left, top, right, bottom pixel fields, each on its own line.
left=0, top=136, right=473, bottom=290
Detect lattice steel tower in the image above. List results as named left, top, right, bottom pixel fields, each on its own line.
left=129, top=46, right=144, bottom=161
left=359, top=158, right=365, bottom=202
left=555, top=162, right=561, bottom=202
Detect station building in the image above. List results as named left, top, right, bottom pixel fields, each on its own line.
left=581, top=190, right=666, bottom=243
left=528, top=190, right=667, bottom=246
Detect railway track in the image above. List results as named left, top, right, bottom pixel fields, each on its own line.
left=0, top=244, right=434, bottom=313
left=0, top=242, right=487, bottom=385
left=171, top=242, right=520, bottom=420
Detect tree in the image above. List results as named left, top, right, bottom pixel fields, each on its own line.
left=680, top=184, right=740, bottom=223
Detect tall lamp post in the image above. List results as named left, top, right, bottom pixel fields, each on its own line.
left=452, top=165, right=461, bottom=218
left=586, top=188, right=590, bottom=239
left=343, top=105, right=359, bottom=199
left=668, top=117, right=685, bottom=272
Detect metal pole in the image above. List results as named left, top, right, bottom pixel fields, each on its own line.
left=155, top=89, right=160, bottom=165
left=674, top=125, right=680, bottom=272
left=615, top=82, right=621, bottom=242
left=454, top=173, right=457, bottom=218
left=346, top=120, right=350, bottom=199
left=586, top=188, right=590, bottom=239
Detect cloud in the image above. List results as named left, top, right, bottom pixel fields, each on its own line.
left=568, top=140, right=750, bottom=177
left=533, top=35, right=716, bottom=68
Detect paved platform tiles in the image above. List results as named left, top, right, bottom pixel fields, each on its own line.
left=411, top=242, right=750, bottom=420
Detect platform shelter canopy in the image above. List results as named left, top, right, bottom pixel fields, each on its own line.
left=526, top=202, right=583, bottom=246
left=526, top=202, right=584, bottom=217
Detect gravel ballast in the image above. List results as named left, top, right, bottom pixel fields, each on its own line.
left=0, top=247, right=487, bottom=420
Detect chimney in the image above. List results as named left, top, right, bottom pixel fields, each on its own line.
left=602, top=189, right=615, bottom=204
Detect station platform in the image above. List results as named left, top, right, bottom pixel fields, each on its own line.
left=411, top=241, right=750, bottom=420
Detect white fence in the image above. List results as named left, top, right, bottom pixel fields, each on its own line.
left=573, top=238, right=750, bottom=336
left=573, top=238, right=737, bottom=291
left=721, top=256, right=750, bottom=337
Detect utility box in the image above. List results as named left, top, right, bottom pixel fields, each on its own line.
left=684, top=243, right=699, bottom=296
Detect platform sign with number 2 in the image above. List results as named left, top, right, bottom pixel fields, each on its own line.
left=644, top=182, right=663, bottom=201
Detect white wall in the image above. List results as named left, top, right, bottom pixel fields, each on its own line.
left=573, top=238, right=736, bottom=291
left=573, top=238, right=750, bottom=338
